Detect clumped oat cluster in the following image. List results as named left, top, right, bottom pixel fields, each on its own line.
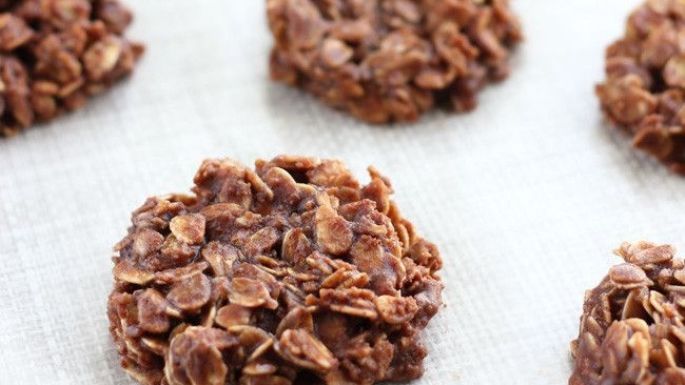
left=108, top=156, right=443, bottom=385
left=267, top=0, right=522, bottom=124
left=0, top=0, right=143, bottom=136
left=597, top=0, right=685, bottom=174
left=570, top=242, right=685, bottom=385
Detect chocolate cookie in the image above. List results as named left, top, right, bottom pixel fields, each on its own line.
left=0, top=0, right=143, bottom=136
left=108, top=155, right=443, bottom=385
left=597, top=1, right=685, bottom=174
left=570, top=241, right=685, bottom=385
left=267, top=0, right=521, bottom=123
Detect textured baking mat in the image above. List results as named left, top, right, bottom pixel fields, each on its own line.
left=1, top=0, right=685, bottom=384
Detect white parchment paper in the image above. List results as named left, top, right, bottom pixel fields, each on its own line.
left=1, top=1, right=684, bottom=384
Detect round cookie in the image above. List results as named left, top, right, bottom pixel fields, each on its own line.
left=267, top=0, right=522, bottom=123
left=570, top=241, right=685, bottom=385
left=0, top=0, right=143, bottom=136
left=596, top=1, right=685, bottom=174
left=108, top=155, right=443, bottom=385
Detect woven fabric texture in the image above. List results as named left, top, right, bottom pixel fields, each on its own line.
left=1, top=1, right=684, bottom=384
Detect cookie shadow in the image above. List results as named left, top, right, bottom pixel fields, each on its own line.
left=262, top=80, right=474, bottom=155
left=594, top=116, right=685, bottom=196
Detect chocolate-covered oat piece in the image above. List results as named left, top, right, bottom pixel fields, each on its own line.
left=267, top=0, right=522, bottom=124
left=597, top=1, right=685, bottom=174
left=108, top=156, right=443, bottom=385
left=0, top=0, right=143, bottom=136
left=570, top=241, right=685, bottom=385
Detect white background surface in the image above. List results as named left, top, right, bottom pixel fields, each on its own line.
left=1, top=1, right=684, bottom=384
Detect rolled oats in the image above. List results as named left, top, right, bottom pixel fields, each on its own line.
left=0, top=0, right=142, bottom=136
left=267, top=0, right=522, bottom=124
left=569, top=241, right=685, bottom=385
left=597, top=1, right=685, bottom=174
left=108, top=155, right=443, bottom=385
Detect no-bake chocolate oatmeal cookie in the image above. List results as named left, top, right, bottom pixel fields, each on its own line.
left=0, top=0, right=143, bottom=136
left=267, top=0, right=522, bottom=124
left=108, top=156, right=443, bottom=385
left=597, top=1, right=685, bottom=174
left=570, top=241, right=685, bottom=385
